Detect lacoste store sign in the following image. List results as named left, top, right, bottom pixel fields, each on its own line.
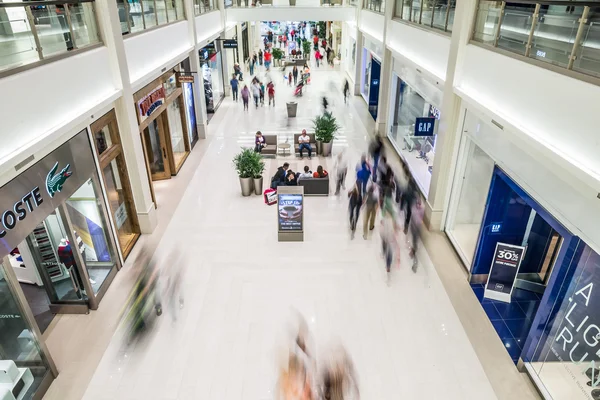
left=0, top=130, right=95, bottom=259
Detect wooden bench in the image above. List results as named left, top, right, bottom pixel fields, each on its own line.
left=293, top=133, right=317, bottom=157
left=259, top=134, right=277, bottom=157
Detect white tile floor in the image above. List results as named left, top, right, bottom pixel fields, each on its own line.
left=57, top=68, right=497, bottom=400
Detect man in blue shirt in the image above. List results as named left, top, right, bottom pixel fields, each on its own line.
left=230, top=74, right=239, bottom=102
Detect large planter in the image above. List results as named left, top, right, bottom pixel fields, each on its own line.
left=321, top=141, right=333, bottom=157
left=253, top=177, right=263, bottom=195
left=239, top=177, right=254, bottom=196
left=316, top=140, right=322, bottom=155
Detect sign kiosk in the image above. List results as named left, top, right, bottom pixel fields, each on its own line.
left=277, top=186, right=304, bottom=242
left=483, top=242, right=526, bottom=303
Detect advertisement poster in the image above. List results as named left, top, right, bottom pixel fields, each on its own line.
left=278, top=194, right=303, bottom=231
left=183, top=82, right=197, bottom=145
left=484, top=242, right=526, bottom=302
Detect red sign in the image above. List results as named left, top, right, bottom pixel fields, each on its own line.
left=138, top=86, right=166, bottom=118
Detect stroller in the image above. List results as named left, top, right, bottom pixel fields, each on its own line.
left=294, top=77, right=305, bottom=97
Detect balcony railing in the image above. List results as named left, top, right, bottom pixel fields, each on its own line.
left=394, top=0, right=456, bottom=33
left=472, top=1, right=600, bottom=79
left=117, top=0, right=186, bottom=35
left=224, top=0, right=353, bottom=6
left=194, top=0, right=217, bottom=14
left=364, top=0, right=385, bottom=13
left=0, top=0, right=101, bottom=74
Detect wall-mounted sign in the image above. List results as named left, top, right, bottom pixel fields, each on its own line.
left=0, top=131, right=95, bottom=259
left=490, top=222, right=503, bottom=234
left=177, top=73, right=195, bottom=83
left=222, top=39, right=238, bottom=49
left=415, top=117, right=436, bottom=137
left=137, top=86, right=165, bottom=122
left=484, top=242, right=526, bottom=303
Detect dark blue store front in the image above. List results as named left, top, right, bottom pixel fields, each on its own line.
left=468, top=167, right=584, bottom=364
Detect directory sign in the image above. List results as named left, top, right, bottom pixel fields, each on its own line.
left=484, top=242, right=526, bottom=303
left=415, top=117, right=436, bottom=136
left=278, top=194, right=303, bottom=232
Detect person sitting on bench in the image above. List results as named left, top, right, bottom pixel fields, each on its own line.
left=298, top=129, right=312, bottom=159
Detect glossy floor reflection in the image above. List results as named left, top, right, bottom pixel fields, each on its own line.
left=80, top=68, right=496, bottom=400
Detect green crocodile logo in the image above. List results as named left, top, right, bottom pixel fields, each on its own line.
left=46, top=162, right=72, bottom=198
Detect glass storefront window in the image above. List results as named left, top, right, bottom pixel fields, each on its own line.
left=102, top=157, right=137, bottom=253
left=0, top=265, right=54, bottom=399
left=446, top=139, right=495, bottom=266
left=163, top=73, right=177, bottom=96
left=387, top=76, right=440, bottom=196
left=200, top=46, right=224, bottom=113
left=141, top=0, right=157, bottom=28
left=94, top=124, right=114, bottom=155
left=65, top=179, right=117, bottom=295
left=166, top=98, right=187, bottom=168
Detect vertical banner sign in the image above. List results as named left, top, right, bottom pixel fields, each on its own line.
left=484, top=242, right=526, bottom=303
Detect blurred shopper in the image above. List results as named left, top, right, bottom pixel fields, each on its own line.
left=363, top=185, right=378, bottom=239
left=268, top=81, right=276, bottom=107
left=355, top=155, right=371, bottom=196
left=315, top=49, right=321, bottom=67
left=241, top=85, right=250, bottom=111
left=401, top=178, right=418, bottom=234
left=348, top=183, right=363, bottom=239
left=230, top=74, right=239, bottom=102
left=334, top=151, right=347, bottom=195
left=165, top=249, right=184, bottom=322
left=380, top=216, right=396, bottom=279
left=343, top=79, right=350, bottom=104
left=259, top=49, right=263, bottom=65
left=260, top=81, right=266, bottom=106
left=289, top=72, right=293, bottom=86
left=409, top=197, right=424, bottom=272
left=252, top=82, right=260, bottom=108
left=277, top=352, right=313, bottom=400
left=369, top=136, right=384, bottom=182
left=233, top=62, right=243, bottom=81
left=293, top=66, right=299, bottom=85
left=320, top=346, right=360, bottom=400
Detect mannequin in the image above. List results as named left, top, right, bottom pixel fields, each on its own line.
left=57, top=238, right=85, bottom=298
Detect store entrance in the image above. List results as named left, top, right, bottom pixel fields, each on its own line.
left=470, top=167, right=571, bottom=363
left=11, top=178, right=120, bottom=333
left=143, top=115, right=171, bottom=180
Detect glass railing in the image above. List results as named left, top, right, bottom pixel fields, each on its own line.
left=117, top=0, right=185, bottom=34
left=194, top=0, right=216, bottom=14
left=0, top=0, right=101, bottom=73
left=364, top=0, right=385, bottom=13
left=224, top=0, right=351, bottom=6
left=472, top=1, right=600, bottom=79
left=393, top=0, right=456, bottom=32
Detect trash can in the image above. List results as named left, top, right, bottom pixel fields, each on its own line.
left=286, top=102, right=298, bottom=118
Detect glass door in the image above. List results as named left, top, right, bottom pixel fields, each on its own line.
left=143, top=114, right=171, bottom=180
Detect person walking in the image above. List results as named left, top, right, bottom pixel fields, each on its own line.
left=267, top=81, right=275, bottom=107
left=288, top=72, right=293, bottom=86
left=260, top=81, right=265, bottom=106
left=369, top=136, right=384, bottom=182
left=252, top=82, right=260, bottom=108
left=258, top=49, right=263, bottom=65
left=355, top=155, right=371, bottom=196
left=408, top=198, right=424, bottom=272
left=343, top=79, right=350, bottom=104
left=363, top=185, right=378, bottom=239
left=401, top=177, right=418, bottom=234
left=249, top=57, right=255, bottom=76
left=230, top=74, right=239, bottom=102
left=241, top=85, right=250, bottom=111
left=315, top=49, right=321, bottom=67
left=293, top=66, right=299, bottom=85
left=348, top=183, right=363, bottom=239
left=334, top=151, right=347, bottom=195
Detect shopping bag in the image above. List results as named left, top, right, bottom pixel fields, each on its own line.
left=264, top=188, right=277, bottom=205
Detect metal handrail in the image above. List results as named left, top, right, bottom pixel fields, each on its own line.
left=0, top=0, right=95, bottom=7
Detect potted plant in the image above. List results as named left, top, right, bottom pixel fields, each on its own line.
left=272, top=47, right=283, bottom=67
left=251, top=152, right=266, bottom=195
left=233, top=148, right=256, bottom=196
left=313, top=111, right=339, bottom=157
left=302, top=40, right=311, bottom=59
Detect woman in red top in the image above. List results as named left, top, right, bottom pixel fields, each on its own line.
left=313, top=165, right=328, bottom=178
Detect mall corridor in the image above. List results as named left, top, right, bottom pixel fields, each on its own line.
left=39, top=69, right=490, bottom=400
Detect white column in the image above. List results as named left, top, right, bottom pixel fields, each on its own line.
left=236, top=22, right=243, bottom=65
left=424, top=0, right=477, bottom=230
left=353, top=30, right=363, bottom=96
left=221, top=31, right=232, bottom=96
left=374, top=0, right=393, bottom=136
left=98, top=0, right=157, bottom=233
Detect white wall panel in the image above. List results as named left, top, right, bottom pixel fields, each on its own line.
left=358, top=10, right=384, bottom=43
left=387, top=20, right=450, bottom=81
left=0, top=47, right=118, bottom=171
left=456, top=44, right=600, bottom=190
left=124, top=21, right=193, bottom=86
left=196, top=10, right=224, bottom=46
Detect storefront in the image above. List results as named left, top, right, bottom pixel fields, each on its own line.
left=1, top=130, right=122, bottom=337
left=199, top=41, right=225, bottom=116
left=180, top=58, right=199, bottom=149
left=134, top=65, right=192, bottom=203
left=241, top=22, right=249, bottom=62
left=387, top=59, right=443, bottom=197
left=444, top=107, right=600, bottom=399
left=360, top=38, right=383, bottom=120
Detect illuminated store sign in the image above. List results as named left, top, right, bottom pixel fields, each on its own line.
left=138, top=86, right=166, bottom=121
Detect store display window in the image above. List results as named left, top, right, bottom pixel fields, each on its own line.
left=200, top=44, right=224, bottom=114
left=445, top=137, right=495, bottom=266
left=388, top=75, right=440, bottom=196
left=0, top=264, right=56, bottom=399
left=91, top=110, right=140, bottom=259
